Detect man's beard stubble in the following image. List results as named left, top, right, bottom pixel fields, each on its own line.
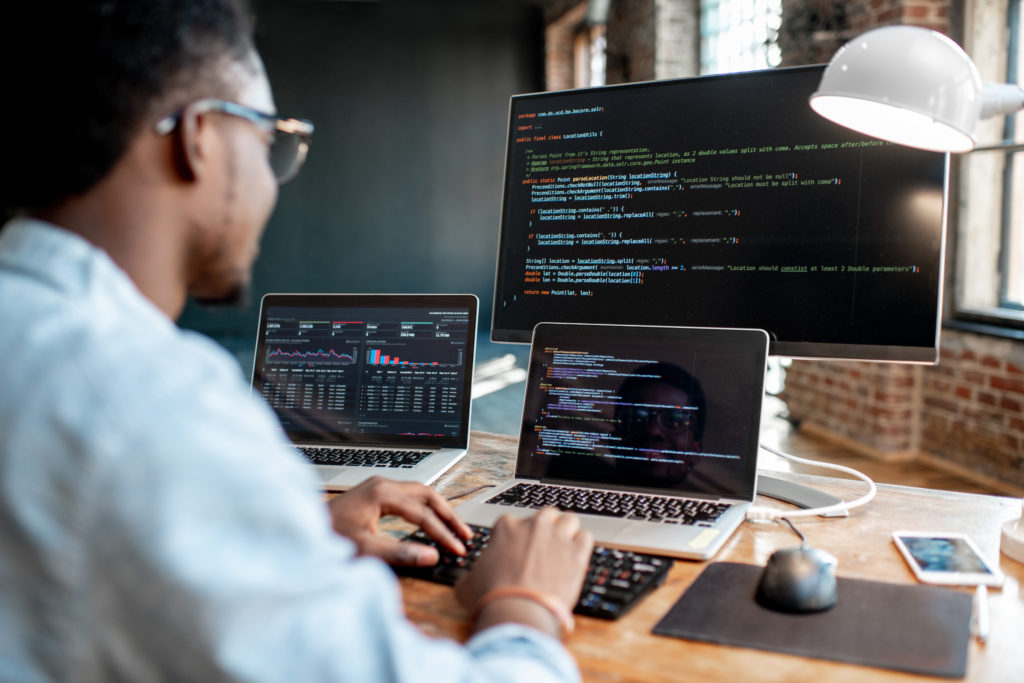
left=192, top=276, right=251, bottom=309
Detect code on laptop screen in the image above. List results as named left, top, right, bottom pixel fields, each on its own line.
left=516, top=323, right=766, bottom=499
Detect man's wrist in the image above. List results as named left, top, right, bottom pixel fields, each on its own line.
left=471, top=586, right=575, bottom=640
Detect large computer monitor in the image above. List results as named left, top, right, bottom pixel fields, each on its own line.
left=491, top=65, right=948, bottom=362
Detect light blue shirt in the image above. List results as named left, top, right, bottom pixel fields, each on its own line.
left=0, top=218, right=579, bottom=683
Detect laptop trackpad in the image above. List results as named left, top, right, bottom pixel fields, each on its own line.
left=576, top=515, right=634, bottom=541
left=316, top=466, right=347, bottom=481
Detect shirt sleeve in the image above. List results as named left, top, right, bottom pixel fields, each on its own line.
left=79, top=335, right=580, bottom=683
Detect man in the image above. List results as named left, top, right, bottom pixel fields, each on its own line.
left=0, top=2, right=592, bottom=681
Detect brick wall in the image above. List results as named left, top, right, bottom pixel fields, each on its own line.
left=606, top=0, right=657, bottom=83
left=652, top=0, right=700, bottom=79
left=778, top=0, right=953, bottom=66
left=784, top=328, right=1024, bottom=493
left=920, top=330, right=1024, bottom=489
left=545, top=0, right=699, bottom=87
left=544, top=2, right=588, bottom=91
left=605, top=0, right=698, bottom=84
left=783, top=361, right=920, bottom=456
left=851, top=0, right=952, bottom=33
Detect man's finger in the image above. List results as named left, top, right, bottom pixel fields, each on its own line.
left=430, top=494, right=474, bottom=541
left=357, top=535, right=440, bottom=567
left=553, top=509, right=581, bottom=536
left=415, top=510, right=467, bottom=556
left=377, top=485, right=468, bottom=556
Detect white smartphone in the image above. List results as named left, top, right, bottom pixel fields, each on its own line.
left=892, top=531, right=1004, bottom=587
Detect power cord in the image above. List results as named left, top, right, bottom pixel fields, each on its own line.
left=746, top=443, right=877, bottom=522
left=780, top=516, right=806, bottom=547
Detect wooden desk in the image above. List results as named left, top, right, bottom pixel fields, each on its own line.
left=398, top=432, right=1024, bottom=682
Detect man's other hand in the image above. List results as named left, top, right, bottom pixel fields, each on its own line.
left=328, top=477, right=473, bottom=566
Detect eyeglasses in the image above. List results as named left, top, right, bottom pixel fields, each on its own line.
left=619, top=407, right=696, bottom=433
left=155, top=99, right=314, bottom=184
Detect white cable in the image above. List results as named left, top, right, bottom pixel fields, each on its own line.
left=745, top=443, right=877, bottom=522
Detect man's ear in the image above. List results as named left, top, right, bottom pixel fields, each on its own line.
left=170, top=104, right=208, bottom=183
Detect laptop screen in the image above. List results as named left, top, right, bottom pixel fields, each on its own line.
left=252, top=294, right=477, bottom=448
left=516, top=323, right=767, bottom=499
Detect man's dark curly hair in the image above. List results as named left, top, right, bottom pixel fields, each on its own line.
left=1, top=0, right=255, bottom=213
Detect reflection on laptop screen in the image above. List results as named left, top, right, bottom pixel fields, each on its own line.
left=517, top=324, right=765, bottom=499
left=253, top=300, right=474, bottom=446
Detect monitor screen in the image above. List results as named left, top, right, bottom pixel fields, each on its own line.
left=491, top=65, right=948, bottom=362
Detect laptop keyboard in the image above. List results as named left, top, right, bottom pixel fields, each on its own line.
left=299, top=446, right=430, bottom=468
left=485, top=482, right=731, bottom=526
left=396, top=524, right=673, bottom=619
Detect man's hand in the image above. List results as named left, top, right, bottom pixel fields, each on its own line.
left=327, top=477, right=472, bottom=567
left=454, top=508, right=593, bottom=636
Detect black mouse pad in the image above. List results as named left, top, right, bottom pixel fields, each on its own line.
left=653, top=562, right=972, bottom=678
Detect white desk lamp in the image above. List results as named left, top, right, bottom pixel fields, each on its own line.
left=809, top=25, right=1024, bottom=153
left=809, top=25, right=1024, bottom=564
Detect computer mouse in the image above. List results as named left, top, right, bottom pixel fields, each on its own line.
left=755, top=546, right=838, bottom=614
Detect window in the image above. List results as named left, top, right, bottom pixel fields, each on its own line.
left=699, top=0, right=782, bottom=75
left=1000, top=1, right=1024, bottom=309
left=955, top=0, right=1024, bottom=328
left=545, top=2, right=606, bottom=91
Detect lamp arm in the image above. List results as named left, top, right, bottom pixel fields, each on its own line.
left=980, top=82, right=1024, bottom=120
left=971, top=141, right=1024, bottom=153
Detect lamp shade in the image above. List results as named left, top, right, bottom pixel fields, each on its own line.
left=809, top=26, right=983, bottom=152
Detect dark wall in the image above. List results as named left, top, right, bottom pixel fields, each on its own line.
left=178, top=0, right=544, bottom=357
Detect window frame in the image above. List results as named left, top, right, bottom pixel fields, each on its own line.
left=948, top=0, right=1024, bottom=337
left=997, top=0, right=1023, bottom=312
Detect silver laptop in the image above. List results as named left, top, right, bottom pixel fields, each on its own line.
left=252, top=293, right=477, bottom=491
left=457, top=322, right=767, bottom=560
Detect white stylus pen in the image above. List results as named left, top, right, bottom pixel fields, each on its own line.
left=974, top=584, right=990, bottom=644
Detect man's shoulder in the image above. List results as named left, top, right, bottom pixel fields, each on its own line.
left=78, top=311, right=251, bottom=429
left=0, top=275, right=255, bottom=445
left=0, top=220, right=297, bottom=491
left=8, top=285, right=239, bottom=393
left=0, top=219, right=242, bottom=392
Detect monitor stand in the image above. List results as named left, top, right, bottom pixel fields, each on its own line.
left=755, top=473, right=847, bottom=517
